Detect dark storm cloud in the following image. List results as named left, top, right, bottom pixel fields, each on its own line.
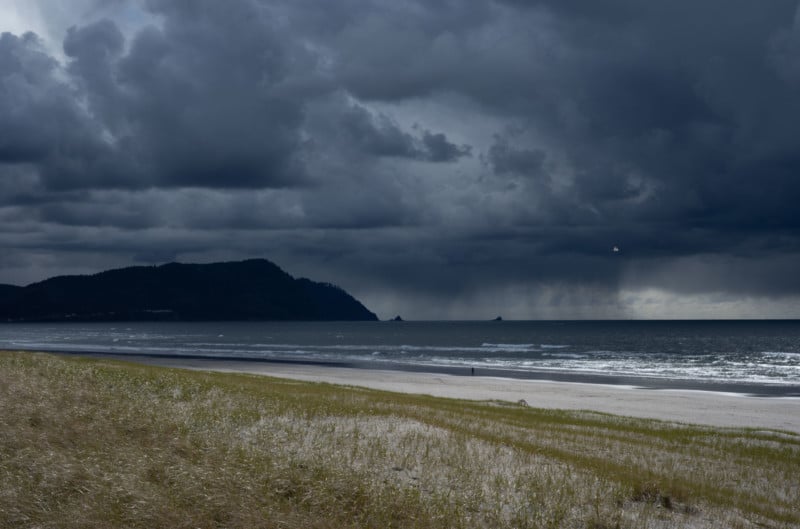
left=0, top=32, right=100, bottom=166
left=335, top=101, right=471, bottom=162
left=486, top=136, right=547, bottom=179
left=2, top=0, right=475, bottom=192
left=421, top=131, right=471, bottom=162
left=0, top=33, right=57, bottom=163
left=340, top=103, right=420, bottom=158
left=3, top=0, right=800, bottom=317
left=60, top=7, right=311, bottom=189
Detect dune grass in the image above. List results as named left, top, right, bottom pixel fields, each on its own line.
left=1, top=350, right=798, bottom=529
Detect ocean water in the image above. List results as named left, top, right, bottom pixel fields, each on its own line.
left=2, top=320, right=800, bottom=394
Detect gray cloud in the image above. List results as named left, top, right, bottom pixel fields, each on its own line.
left=421, top=130, right=472, bottom=162
left=486, top=135, right=547, bottom=179
left=2, top=0, right=800, bottom=318
left=0, top=32, right=96, bottom=164
left=310, top=97, right=473, bottom=163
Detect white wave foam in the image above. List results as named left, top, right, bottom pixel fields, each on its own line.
left=481, top=343, right=535, bottom=349
left=541, top=353, right=588, bottom=359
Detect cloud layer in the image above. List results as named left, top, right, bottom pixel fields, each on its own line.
left=2, top=0, right=800, bottom=318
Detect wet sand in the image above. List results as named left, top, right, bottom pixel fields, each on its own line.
left=108, top=354, right=800, bottom=433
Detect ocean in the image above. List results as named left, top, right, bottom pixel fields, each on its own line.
left=2, top=320, right=800, bottom=396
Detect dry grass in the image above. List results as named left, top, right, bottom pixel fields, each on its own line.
left=1, top=350, right=798, bottom=529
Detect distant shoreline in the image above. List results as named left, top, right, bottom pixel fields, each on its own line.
left=11, top=348, right=795, bottom=433
left=14, top=347, right=800, bottom=398
left=6, top=351, right=800, bottom=433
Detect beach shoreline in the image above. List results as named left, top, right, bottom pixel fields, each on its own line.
left=49, top=350, right=800, bottom=434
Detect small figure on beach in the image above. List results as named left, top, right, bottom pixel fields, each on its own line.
left=471, top=367, right=475, bottom=376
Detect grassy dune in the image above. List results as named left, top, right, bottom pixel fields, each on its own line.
left=1, top=351, right=799, bottom=529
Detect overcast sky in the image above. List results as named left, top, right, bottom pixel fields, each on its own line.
left=2, top=0, right=800, bottom=319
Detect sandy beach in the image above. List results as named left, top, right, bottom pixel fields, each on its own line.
left=109, top=355, right=800, bottom=433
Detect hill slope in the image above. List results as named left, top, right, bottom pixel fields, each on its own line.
left=0, top=259, right=377, bottom=322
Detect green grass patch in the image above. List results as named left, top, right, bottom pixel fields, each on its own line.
left=1, top=351, right=798, bottom=528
